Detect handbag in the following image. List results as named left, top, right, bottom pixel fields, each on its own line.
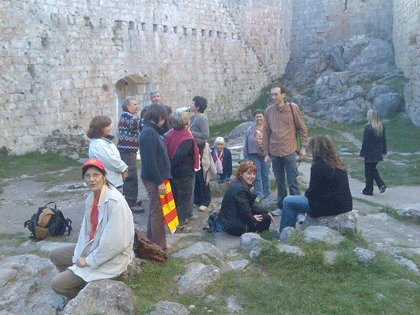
left=289, top=102, right=301, bottom=154
left=133, top=229, right=168, bottom=264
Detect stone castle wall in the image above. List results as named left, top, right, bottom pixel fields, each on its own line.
left=290, top=0, right=393, bottom=59
left=0, top=0, right=292, bottom=154
left=394, top=0, right=420, bottom=125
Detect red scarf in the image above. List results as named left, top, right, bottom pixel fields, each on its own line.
left=89, top=194, right=100, bottom=241
left=166, top=128, right=200, bottom=169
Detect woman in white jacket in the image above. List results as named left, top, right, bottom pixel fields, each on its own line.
left=49, top=158, right=134, bottom=299
left=87, top=116, right=128, bottom=189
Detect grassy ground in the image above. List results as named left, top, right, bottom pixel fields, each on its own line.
left=0, top=151, right=81, bottom=193
left=307, top=115, right=420, bottom=187
left=123, top=232, right=420, bottom=314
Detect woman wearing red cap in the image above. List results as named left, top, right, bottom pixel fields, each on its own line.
left=49, top=158, right=134, bottom=299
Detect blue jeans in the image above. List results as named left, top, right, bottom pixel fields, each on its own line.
left=249, top=155, right=271, bottom=199
left=279, top=195, right=310, bottom=233
left=271, top=153, right=300, bottom=209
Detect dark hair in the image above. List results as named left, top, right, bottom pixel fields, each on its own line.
left=87, top=116, right=111, bottom=139
left=192, top=96, right=208, bottom=113
left=254, top=109, right=264, bottom=117
left=121, top=97, right=136, bottom=111
left=81, top=165, right=114, bottom=188
left=144, top=104, right=167, bottom=124
left=308, top=135, right=345, bottom=170
left=272, top=85, right=286, bottom=94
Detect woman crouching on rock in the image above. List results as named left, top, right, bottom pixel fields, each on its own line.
left=216, top=160, right=273, bottom=236
left=49, top=158, right=134, bottom=299
left=277, top=135, right=353, bottom=237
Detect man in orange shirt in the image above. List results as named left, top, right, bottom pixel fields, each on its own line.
left=263, top=86, right=308, bottom=212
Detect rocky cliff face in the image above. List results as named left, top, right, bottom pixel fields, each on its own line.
left=285, top=37, right=407, bottom=123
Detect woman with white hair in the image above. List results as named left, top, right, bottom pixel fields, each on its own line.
left=211, top=137, right=232, bottom=183
left=359, top=109, right=387, bottom=195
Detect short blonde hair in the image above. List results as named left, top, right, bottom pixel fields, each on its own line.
left=214, top=137, right=225, bottom=146
left=170, top=111, right=190, bottom=129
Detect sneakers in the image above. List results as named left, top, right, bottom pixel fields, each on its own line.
left=255, top=196, right=262, bottom=203
left=271, top=209, right=282, bottom=216
left=131, top=205, right=145, bottom=213
left=297, top=213, right=306, bottom=224
left=380, top=185, right=386, bottom=193
left=199, top=205, right=209, bottom=212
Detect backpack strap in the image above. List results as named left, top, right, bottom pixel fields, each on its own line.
left=65, top=218, right=73, bottom=236
left=44, top=201, right=57, bottom=210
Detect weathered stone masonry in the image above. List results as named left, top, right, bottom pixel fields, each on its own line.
left=0, top=0, right=292, bottom=154
left=394, top=0, right=420, bottom=126
left=2, top=0, right=420, bottom=155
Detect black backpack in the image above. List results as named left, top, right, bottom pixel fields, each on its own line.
left=203, top=212, right=220, bottom=233
left=24, top=202, right=72, bottom=240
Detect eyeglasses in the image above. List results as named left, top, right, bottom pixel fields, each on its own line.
left=83, top=173, right=102, bottom=180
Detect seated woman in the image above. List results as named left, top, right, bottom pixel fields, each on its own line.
left=216, top=161, right=273, bottom=236
left=278, top=135, right=353, bottom=236
left=49, top=158, right=134, bottom=299
left=211, top=137, right=232, bottom=183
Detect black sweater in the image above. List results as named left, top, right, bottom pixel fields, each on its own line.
left=305, top=161, right=353, bottom=218
left=359, top=124, right=387, bottom=162
left=217, top=179, right=269, bottom=236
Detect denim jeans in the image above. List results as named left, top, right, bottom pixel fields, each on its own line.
left=249, top=154, right=271, bottom=199
left=271, top=153, right=300, bottom=209
left=279, top=195, right=310, bottom=233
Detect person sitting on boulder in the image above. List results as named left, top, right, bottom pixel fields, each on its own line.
left=276, top=135, right=353, bottom=237
left=211, top=137, right=232, bottom=183
left=49, top=158, right=134, bottom=299
left=216, top=160, right=273, bottom=236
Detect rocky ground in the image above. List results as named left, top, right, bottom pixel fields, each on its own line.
left=1, top=129, right=420, bottom=314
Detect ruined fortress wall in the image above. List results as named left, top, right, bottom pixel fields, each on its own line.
left=290, top=0, right=393, bottom=59
left=394, top=0, right=420, bottom=126
left=0, top=0, right=292, bottom=154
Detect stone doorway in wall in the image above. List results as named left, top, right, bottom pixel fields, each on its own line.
left=115, top=74, right=150, bottom=119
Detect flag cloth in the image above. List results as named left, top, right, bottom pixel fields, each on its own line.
left=159, top=179, right=179, bottom=233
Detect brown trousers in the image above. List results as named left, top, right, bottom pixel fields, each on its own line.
left=49, top=244, right=86, bottom=299
left=142, top=179, right=167, bottom=250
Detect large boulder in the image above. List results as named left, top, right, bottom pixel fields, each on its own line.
left=394, top=204, right=420, bottom=223
left=325, top=100, right=365, bottom=123
left=328, top=45, right=346, bottom=72
left=348, top=39, right=395, bottom=72
left=150, top=301, right=189, bottom=315
left=304, top=226, right=345, bottom=245
left=227, top=122, right=253, bottom=139
left=372, top=92, right=404, bottom=117
left=63, top=280, right=137, bottom=315
left=171, top=242, right=224, bottom=260
left=177, top=262, right=221, bottom=295
left=300, top=210, right=357, bottom=235
left=239, top=233, right=269, bottom=250
left=366, top=85, right=392, bottom=101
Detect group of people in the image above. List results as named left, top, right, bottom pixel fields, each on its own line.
left=215, top=86, right=387, bottom=239
left=48, top=85, right=388, bottom=299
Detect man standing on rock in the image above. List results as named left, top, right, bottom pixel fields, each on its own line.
left=140, top=90, right=172, bottom=133
left=117, top=97, right=144, bottom=213
left=263, top=85, right=308, bottom=213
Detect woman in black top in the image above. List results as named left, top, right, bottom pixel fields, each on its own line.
left=278, top=135, right=353, bottom=234
left=216, top=161, right=273, bottom=236
left=165, top=111, right=200, bottom=228
left=360, top=109, right=387, bottom=195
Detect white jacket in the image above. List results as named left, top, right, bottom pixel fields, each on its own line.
left=69, top=186, right=134, bottom=282
left=89, top=137, right=128, bottom=187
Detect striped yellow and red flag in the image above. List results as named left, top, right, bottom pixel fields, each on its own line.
left=159, top=179, right=179, bottom=233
